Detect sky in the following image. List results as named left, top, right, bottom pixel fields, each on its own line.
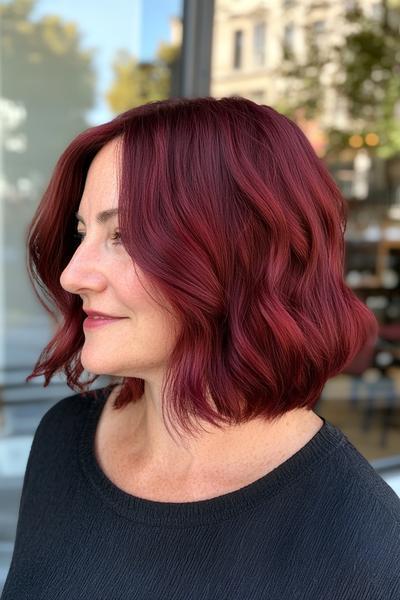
left=29, top=0, right=183, bottom=124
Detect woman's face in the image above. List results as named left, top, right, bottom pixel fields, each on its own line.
left=59, top=137, right=179, bottom=380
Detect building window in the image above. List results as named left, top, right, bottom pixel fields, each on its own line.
left=283, top=23, right=295, bottom=59
left=253, top=22, right=266, bottom=67
left=313, top=20, right=325, bottom=35
left=371, top=2, right=383, bottom=21
left=345, top=0, right=356, bottom=10
left=233, top=29, right=243, bottom=69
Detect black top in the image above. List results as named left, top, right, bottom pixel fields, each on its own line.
left=2, top=386, right=400, bottom=599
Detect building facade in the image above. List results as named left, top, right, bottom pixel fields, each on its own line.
left=210, top=0, right=382, bottom=133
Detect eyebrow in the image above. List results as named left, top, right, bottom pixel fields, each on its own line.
left=75, top=208, right=119, bottom=225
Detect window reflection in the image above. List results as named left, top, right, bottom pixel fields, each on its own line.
left=0, top=0, right=183, bottom=591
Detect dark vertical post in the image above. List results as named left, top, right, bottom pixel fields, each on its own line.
left=180, top=0, right=215, bottom=97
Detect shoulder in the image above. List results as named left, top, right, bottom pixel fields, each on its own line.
left=335, top=435, right=400, bottom=527
left=316, top=433, right=400, bottom=582
left=291, top=431, right=400, bottom=597
left=29, top=385, right=110, bottom=453
left=38, top=384, right=110, bottom=423
left=302, top=421, right=400, bottom=527
left=13, top=387, right=108, bottom=507
left=288, top=422, right=400, bottom=555
left=36, top=388, right=92, bottom=430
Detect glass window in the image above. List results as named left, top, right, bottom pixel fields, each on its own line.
left=253, top=22, right=266, bottom=67
left=0, top=0, right=183, bottom=591
left=233, top=29, right=243, bottom=69
left=371, top=2, right=383, bottom=21
left=313, top=20, right=325, bottom=35
left=283, top=22, right=295, bottom=58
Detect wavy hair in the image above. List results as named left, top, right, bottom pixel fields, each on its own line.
left=26, top=96, right=378, bottom=437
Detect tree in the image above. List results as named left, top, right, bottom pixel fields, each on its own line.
left=334, top=0, right=400, bottom=158
left=277, top=0, right=400, bottom=159
left=0, top=0, right=97, bottom=321
left=106, top=42, right=181, bottom=114
left=0, top=0, right=97, bottom=187
left=277, top=18, right=326, bottom=121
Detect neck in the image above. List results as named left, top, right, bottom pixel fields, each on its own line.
left=106, top=385, right=324, bottom=483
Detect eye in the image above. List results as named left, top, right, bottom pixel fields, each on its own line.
left=73, top=230, right=122, bottom=246
left=110, top=231, right=122, bottom=245
left=72, top=231, right=85, bottom=243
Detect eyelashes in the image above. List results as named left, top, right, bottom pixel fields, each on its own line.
left=73, top=231, right=122, bottom=246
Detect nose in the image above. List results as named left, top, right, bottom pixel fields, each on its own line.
left=59, top=243, right=108, bottom=295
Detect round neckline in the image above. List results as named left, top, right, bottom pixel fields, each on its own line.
left=79, top=386, right=346, bottom=527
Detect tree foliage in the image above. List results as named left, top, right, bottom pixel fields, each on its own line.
left=335, top=2, right=400, bottom=158
left=278, top=0, right=400, bottom=158
left=278, top=20, right=327, bottom=120
left=106, top=43, right=181, bottom=114
left=1, top=0, right=96, bottom=185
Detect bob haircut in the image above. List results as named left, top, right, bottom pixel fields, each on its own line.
left=26, top=95, right=378, bottom=437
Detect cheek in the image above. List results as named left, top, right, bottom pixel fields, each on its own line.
left=120, top=264, right=166, bottom=309
left=119, top=264, right=181, bottom=337
left=119, top=273, right=153, bottom=312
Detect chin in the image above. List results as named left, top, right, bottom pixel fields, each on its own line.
left=80, top=356, right=136, bottom=380
left=80, top=353, right=117, bottom=377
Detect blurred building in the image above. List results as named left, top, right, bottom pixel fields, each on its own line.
left=210, top=0, right=400, bottom=287
left=211, top=0, right=381, bottom=134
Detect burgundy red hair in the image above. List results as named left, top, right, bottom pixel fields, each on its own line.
left=25, top=96, right=378, bottom=437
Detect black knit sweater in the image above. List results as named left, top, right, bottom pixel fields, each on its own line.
left=2, top=386, right=400, bottom=599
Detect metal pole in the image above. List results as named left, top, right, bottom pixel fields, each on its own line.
left=180, top=0, right=215, bottom=98
left=0, top=30, right=5, bottom=390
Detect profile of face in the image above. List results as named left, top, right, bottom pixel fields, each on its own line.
left=59, top=137, right=180, bottom=380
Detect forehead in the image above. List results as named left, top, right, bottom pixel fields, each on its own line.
left=77, top=138, right=122, bottom=217
left=75, top=208, right=119, bottom=225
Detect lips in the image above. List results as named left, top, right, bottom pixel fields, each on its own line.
left=83, top=314, right=127, bottom=330
left=87, top=315, right=120, bottom=320
left=83, top=309, right=125, bottom=319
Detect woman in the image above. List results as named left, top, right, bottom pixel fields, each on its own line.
left=2, top=96, right=399, bottom=599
